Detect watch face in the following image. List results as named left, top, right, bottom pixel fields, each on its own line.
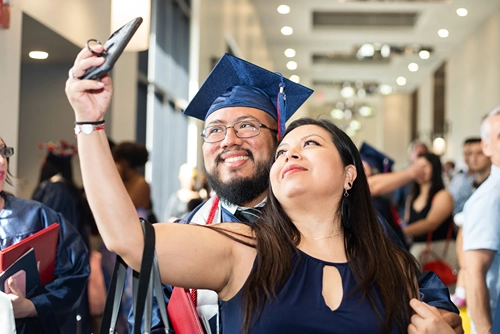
left=81, top=124, right=93, bottom=134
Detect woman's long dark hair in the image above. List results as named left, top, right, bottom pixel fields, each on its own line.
left=410, top=152, right=445, bottom=205
left=240, top=118, right=419, bottom=333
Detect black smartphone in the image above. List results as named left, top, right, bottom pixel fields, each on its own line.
left=80, top=17, right=143, bottom=80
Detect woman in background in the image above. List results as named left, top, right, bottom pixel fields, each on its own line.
left=402, top=153, right=457, bottom=273
left=0, top=137, right=89, bottom=334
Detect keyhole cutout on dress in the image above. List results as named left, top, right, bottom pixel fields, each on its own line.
left=322, top=265, right=343, bottom=311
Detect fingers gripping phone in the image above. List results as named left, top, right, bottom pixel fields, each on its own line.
left=80, top=17, right=143, bottom=80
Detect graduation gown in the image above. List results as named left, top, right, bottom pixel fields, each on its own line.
left=0, top=193, right=90, bottom=334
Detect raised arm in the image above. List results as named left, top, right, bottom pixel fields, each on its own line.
left=65, top=47, right=251, bottom=297
left=367, top=163, right=422, bottom=197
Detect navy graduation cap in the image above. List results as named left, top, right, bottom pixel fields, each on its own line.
left=183, top=53, right=313, bottom=138
left=359, top=142, right=395, bottom=174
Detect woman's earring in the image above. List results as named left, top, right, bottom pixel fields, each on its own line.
left=347, top=182, right=352, bottom=188
left=344, top=188, right=349, bottom=197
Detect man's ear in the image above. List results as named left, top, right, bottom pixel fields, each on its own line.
left=345, top=165, right=357, bottom=189
left=481, top=139, right=492, bottom=158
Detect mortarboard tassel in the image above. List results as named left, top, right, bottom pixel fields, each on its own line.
left=276, top=75, right=287, bottom=139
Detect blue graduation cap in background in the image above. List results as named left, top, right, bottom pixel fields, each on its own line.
left=183, top=54, right=313, bottom=138
left=359, top=142, right=395, bottom=174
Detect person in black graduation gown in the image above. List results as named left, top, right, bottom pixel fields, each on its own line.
left=0, top=138, right=90, bottom=334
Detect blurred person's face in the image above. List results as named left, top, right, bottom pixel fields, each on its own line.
left=482, top=114, right=500, bottom=166
left=414, top=156, right=433, bottom=184
left=202, top=106, right=277, bottom=205
left=468, top=142, right=490, bottom=173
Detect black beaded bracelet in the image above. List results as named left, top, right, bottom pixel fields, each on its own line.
left=75, top=120, right=105, bottom=125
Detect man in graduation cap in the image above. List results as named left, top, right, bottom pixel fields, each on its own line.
left=140, top=54, right=462, bottom=333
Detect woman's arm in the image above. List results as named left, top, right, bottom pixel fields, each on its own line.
left=65, top=47, right=249, bottom=296
left=403, top=190, right=454, bottom=237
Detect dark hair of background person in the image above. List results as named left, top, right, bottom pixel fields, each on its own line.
left=0, top=138, right=15, bottom=188
left=410, top=153, right=445, bottom=202
left=234, top=118, right=419, bottom=333
left=37, top=153, right=79, bottom=195
left=463, top=137, right=482, bottom=145
left=111, top=142, right=149, bottom=168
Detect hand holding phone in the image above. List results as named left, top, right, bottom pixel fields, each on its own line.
left=80, top=17, right=143, bottom=80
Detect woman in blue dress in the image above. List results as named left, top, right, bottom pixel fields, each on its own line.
left=0, top=138, right=90, bottom=333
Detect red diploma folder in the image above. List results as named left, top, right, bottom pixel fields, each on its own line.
left=0, top=223, right=59, bottom=286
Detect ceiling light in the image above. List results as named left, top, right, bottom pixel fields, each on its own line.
left=29, top=51, right=49, bottom=60
left=433, top=137, right=447, bottom=155
left=396, top=77, right=407, bottom=86
left=340, top=86, right=355, bottom=98
left=286, top=61, right=297, bottom=70
left=357, top=43, right=375, bottom=58
left=331, top=108, right=345, bottom=120
left=357, top=88, right=366, bottom=98
left=456, top=8, right=468, bottom=17
left=419, top=50, right=430, bottom=59
left=438, top=29, right=449, bottom=38
left=277, top=5, right=290, bottom=14
left=359, top=106, right=373, bottom=117
left=379, top=84, right=393, bottom=95
left=381, top=44, right=391, bottom=58
left=408, top=63, right=419, bottom=72
left=344, top=109, right=353, bottom=119
left=350, top=120, right=361, bottom=131
left=281, top=26, right=293, bottom=36
left=284, top=48, right=296, bottom=58
left=289, top=75, right=300, bottom=83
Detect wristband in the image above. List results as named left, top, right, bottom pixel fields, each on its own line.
left=75, top=120, right=105, bottom=125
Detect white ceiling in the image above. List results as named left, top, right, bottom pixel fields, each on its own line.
left=253, top=0, right=500, bottom=98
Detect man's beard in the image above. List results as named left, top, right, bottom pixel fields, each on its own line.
left=205, top=155, right=270, bottom=206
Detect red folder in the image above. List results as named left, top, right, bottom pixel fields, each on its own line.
left=0, top=223, right=59, bottom=286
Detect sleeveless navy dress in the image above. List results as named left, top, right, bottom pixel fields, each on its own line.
left=221, top=249, right=399, bottom=333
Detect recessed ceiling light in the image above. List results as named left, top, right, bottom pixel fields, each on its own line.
left=456, top=8, right=468, bottom=17
left=379, top=84, right=393, bottom=95
left=277, top=5, right=290, bottom=14
left=29, top=51, right=49, bottom=60
left=330, top=108, right=345, bottom=120
left=281, top=26, right=293, bottom=36
left=289, top=75, right=300, bottom=83
left=359, top=106, right=373, bottom=117
left=438, top=29, right=449, bottom=38
left=350, top=120, right=361, bottom=131
left=284, top=48, right=296, bottom=58
left=396, top=77, right=407, bottom=86
left=381, top=44, right=391, bottom=58
left=286, top=61, right=297, bottom=70
left=408, top=63, right=419, bottom=72
left=419, top=50, right=430, bottom=60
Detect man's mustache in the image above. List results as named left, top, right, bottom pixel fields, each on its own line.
left=215, top=148, right=254, bottom=165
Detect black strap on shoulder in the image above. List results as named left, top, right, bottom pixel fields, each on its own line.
left=99, top=218, right=173, bottom=334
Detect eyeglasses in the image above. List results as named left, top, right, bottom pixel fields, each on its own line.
left=0, top=147, right=14, bottom=158
left=201, top=120, right=277, bottom=143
